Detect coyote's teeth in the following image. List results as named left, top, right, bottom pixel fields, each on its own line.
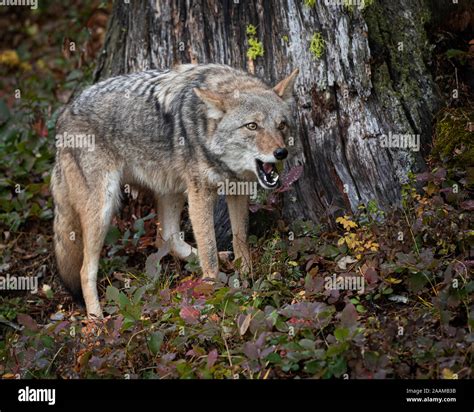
left=255, top=158, right=279, bottom=188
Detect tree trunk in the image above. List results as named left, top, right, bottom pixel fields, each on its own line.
left=95, top=0, right=440, bottom=247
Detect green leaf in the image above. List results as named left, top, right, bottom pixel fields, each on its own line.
left=445, top=49, right=467, bottom=60
left=299, top=338, right=316, bottom=350
left=132, top=285, right=148, bottom=304
left=334, top=327, right=349, bottom=342
left=106, top=285, right=130, bottom=309
left=41, top=334, right=54, bottom=349
left=265, top=352, right=282, bottom=364
left=106, top=285, right=120, bottom=303
left=328, top=356, right=347, bottom=378
left=408, top=273, right=428, bottom=292
left=147, top=331, right=164, bottom=355
left=304, top=359, right=320, bottom=374
left=0, top=99, right=10, bottom=124
left=65, top=69, right=83, bottom=82
left=223, top=299, right=239, bottom=316
left=326, top=343, right=346, bottom=357
left=318, top=244, right=340, bottom=258
left=356, top=304, right=367, bottom=313
left=105, top=226, right=121, bottom=245
left=122, top=317, right=136, bottom=331
left=176, top=361, right=194, bottom=379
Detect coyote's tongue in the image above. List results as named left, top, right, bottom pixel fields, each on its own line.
left=263, top=163, right=274, bottom=174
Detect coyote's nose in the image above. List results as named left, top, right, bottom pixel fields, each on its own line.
left=274, top=148, right=288, bottom=160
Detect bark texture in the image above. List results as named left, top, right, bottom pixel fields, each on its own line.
left=95, top=0, right=441, bottom=247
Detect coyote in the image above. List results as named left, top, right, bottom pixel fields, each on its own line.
left=51, top=64, right=298, bottom=317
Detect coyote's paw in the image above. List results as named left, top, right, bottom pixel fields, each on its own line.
left=218, top=251, right=251, bottom=273
left=202, top=272, right=227, bottom=287
left=218, top=251, right=235, bottom=271
left=218, top=251, right=234, bottom=262
left=86, top=311, right=104, bottom=321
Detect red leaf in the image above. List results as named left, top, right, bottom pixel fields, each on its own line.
left=460, top=200, right=474, bottom=211
left=17, top=313, right=39, bottom=332
left=341, top=303, right=358, bottom=328
left=278, top=165, right=304, bottom=192
left=363, top=267, right=379, bottom=284
left=415, top=172, right=433, bottom=182
left=249, top=203, right=261, bottom=213
left=207, top=349, right=218, bottom=369
left=433, top=168, right=446, bottom=180
left=179, top=305, right=200, bottom=325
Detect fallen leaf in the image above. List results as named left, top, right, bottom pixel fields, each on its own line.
left=207, top=349, right=218, bottom=369
left=237, top=313, right=252, bottom=336
left=341, top=303, right=358, bottom=328
left=17, top=313, right=39, bottom=332
left=337, top=255, right=358, bottom=270
left=180, top=305, right=200, bottom=325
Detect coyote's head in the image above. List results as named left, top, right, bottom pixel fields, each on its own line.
left=194, top=69, right=299, bottom=189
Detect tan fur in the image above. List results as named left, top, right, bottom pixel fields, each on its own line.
left=226, top=195, right=251, bottom=273
left=186, top=181, right=219, bottom=278
left=273, top=69, right=299, bottom=100
left=256, top=130, right=286, bottom=154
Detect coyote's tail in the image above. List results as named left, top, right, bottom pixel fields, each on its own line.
left=51, top=166, right=84, bottom=301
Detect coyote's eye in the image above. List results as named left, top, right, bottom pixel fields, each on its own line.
left=277, top=121, right=287, bottom=130
left=245, top=122, right=258, bottom=130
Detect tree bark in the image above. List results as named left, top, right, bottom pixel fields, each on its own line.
left=95, top=0, right=440, bottom=247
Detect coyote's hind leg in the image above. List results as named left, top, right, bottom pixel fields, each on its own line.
left=79, top=169, right=121, bottom=318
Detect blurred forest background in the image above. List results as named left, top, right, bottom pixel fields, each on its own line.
left=0, top=0, right=472, bottom=379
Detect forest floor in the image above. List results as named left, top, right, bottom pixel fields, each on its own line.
left=0, top=1, right=472, bottom=379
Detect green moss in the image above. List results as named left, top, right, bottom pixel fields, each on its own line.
left=372, top=63, right=393, bottom=96
left=246, top=24, right=264, bottom=61
left=246, top=24, right=257, bottom=37
left=364, top=1, right=430, bottom=102
left=282, top=34, right=289, bottom=43
left=433, top=108, right=474, bottom=169
left=309, top=32, right=325, bottom=59
left=247, top=37, right=264, bottom=60
left=303, top=0, right=316, bottom=7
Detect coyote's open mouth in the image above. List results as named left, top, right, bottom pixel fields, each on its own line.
left=255, top=159, right=279, bottom=189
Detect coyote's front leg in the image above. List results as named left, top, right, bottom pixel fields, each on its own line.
left=226, top=194, right=251, bottom=273
left=187, top=183, right=219, bottom=279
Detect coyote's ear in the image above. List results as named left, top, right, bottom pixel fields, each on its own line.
left=273, top=68, right=299, bottom=102
left=194, top=88, right=226, bottom=120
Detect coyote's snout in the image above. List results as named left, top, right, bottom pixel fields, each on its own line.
left=51, top=64, right=299, bottom=318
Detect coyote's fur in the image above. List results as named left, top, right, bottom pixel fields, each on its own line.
left=51, top=64, right=298, bottom=317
